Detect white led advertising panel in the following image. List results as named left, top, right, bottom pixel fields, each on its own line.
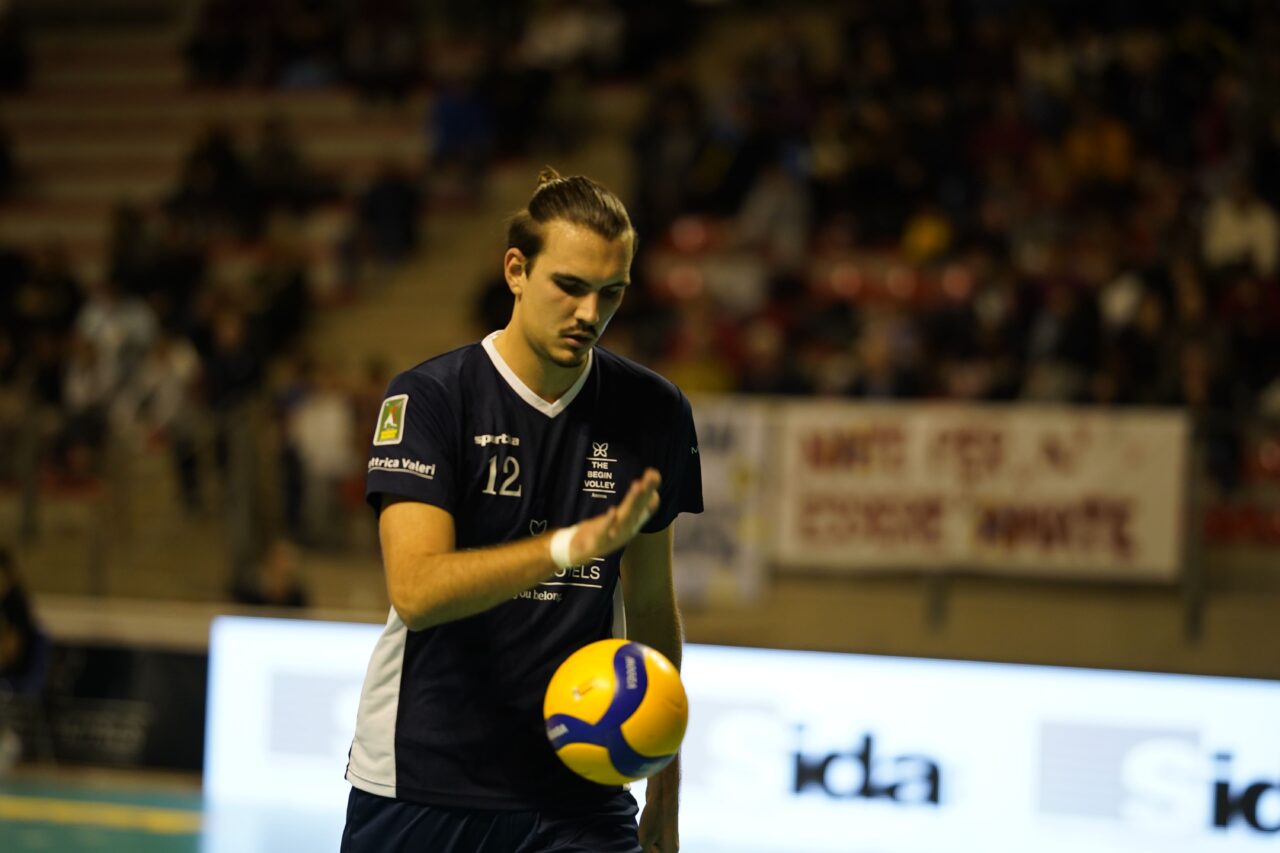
left=205, top=616, right=1280, bottom=852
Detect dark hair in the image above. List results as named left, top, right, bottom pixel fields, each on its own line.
left=506, top=167, right=635, bottom=269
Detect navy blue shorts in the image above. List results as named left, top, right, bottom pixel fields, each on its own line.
left=340, top=786, right=642, bottom=853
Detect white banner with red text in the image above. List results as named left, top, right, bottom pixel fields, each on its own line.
left=774, top=402, right=1189, bottom=580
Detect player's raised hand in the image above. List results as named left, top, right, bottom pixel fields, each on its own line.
left=565, top=468, right=661, bottom=564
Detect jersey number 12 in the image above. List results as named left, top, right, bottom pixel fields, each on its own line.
left=482, top=455, right=522, bottom=497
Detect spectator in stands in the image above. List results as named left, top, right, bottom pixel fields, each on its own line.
left=0, top=549, right=34, bottom=688
left=1061, top=100, right=1136, bottom=206
left=736, top=314, right=810, bottom=395
left=900, top=203, right=955, bottom=265
left=253, top=227, right=312, bottom=356
left=74, top=279, right=157, bottom=402
left=1103, top=288, right=1179, bottom=405
left=59, top=336, right=111, bottom=481
left=1168, top=257, right=1215, bottom=345
left=656, top=294, right=737, bottom=395
left=72, top=279, right=158, bottom=470
left=1021, top=277, right=1101, bottom=403
left=1220, top=269, right=1280, bottom=404
left=734, top=159, right=812, bottom=271
left=288, top=360, right=357, bottom=549
left=195, top=300, right=266, bottom=597
left=969, top=87, right=1035, bottom=171
left=23, top=332, right=65, bottom=453
left=168, top=125, right=263, bottom=239
left=199, top=301, right=263, bottom=418
left=249, top=115, right=335, bottom=218
left=476, top=46, right=554, bottom=162
left=927, top=267, right=987, bottom=399
left=184, top=0, right=259, bottom=86
left=342, top=0, right=421, bottom=103
left=130, top=331, right=205, bottom=514
left=520, top=0, right=625, bottom=77
left=139, top=215, right=207, bottom=335
left=107, top=202, right=150, bottom=295
left=350, top=355, right=391, bottom=459
left=14, top=242, right=82, bottom=347
left=355, top=161, right=423, bottom=266
left=232, top=536, right=309, bottom=608
left=473, top=273, right=515, bottom=338
left=0, top=548, right=43, bottom=773
left=272, top=350, right=313, bottom=541
left=1202, top=177, right=1279, bottom=279
left=630, top=69, right=708, bottom=238
left=426, top=74, right=494, bottom=200
left=271, top=0, right=342, bottom=89
left=617, top=1, right=700, bottom=77
left=848, top=312, right=926, bottom=399
left=0, top=250, right=68, bottom=524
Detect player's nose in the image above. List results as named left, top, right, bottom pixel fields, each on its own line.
left=574, top=292, right=601, bottom=325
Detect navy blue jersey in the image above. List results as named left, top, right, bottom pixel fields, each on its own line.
left=346, top=333, right=703, bottom=810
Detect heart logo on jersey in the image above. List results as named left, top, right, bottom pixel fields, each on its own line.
left=529, top=519, right=548, bottom=535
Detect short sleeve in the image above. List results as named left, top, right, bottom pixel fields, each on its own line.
left=643, top=390, right=703, bottom=532
left=365, top=371, right=458, bottom=514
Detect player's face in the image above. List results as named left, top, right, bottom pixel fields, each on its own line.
left=506, top=220, right=633, bottom=369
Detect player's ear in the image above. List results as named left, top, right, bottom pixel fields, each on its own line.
left=504, top=248, right=527, bottom=298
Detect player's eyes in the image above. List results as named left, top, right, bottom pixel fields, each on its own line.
left=558, top=282, right=623, bottom=300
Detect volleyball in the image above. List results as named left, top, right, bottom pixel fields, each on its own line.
left=543, top=639, right=688, bottom=785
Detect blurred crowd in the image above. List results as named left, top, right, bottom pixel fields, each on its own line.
left=0, top=0, right=696, bottom=602
left=611, top=0, right=1280, bottom=469
left=2, top=0, right=1279, bottom=605
left=184, top=0, right=697, bottom=195
left=185, top=0, right=424, bottom=97
left=0, top=116, right=416, bottom=475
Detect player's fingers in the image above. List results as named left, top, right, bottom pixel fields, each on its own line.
left=597, top=469, right=662, bottom=547
left=623, top=490, right=656, bottom=534
left=630, top=470, right=660, bottom=511
left=616, top=479, right=648, bottom=519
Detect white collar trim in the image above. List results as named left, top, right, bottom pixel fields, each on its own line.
left=481, top=331, right=592, bottom=418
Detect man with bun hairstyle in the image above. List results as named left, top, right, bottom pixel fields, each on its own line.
left=342, top=168, right=702, bottom=852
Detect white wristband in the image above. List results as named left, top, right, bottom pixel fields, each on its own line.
left=549, top=525, right=578, bottom=569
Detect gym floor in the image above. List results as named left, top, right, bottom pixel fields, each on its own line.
left=0, top=767, right=348, bottom=853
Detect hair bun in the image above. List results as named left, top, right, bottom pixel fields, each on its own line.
left=536, top=166, right=563, bottom=188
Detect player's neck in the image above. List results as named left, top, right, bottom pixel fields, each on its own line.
left=492, top=328, right=587, bottom=403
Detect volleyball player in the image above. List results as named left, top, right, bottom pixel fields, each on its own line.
left=342, top=169, right=702, bottom=853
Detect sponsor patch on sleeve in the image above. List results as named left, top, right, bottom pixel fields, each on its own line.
left=373, top=394, right=408, bottom=446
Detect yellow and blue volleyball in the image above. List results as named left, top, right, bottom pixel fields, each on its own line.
left=543, top=639, right=688, bottom=785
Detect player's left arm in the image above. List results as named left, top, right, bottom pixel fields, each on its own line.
left=621, top=523, right=682, bottom=853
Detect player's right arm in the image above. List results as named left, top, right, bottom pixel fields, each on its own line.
left=380, top=469, right=661, bottom=631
